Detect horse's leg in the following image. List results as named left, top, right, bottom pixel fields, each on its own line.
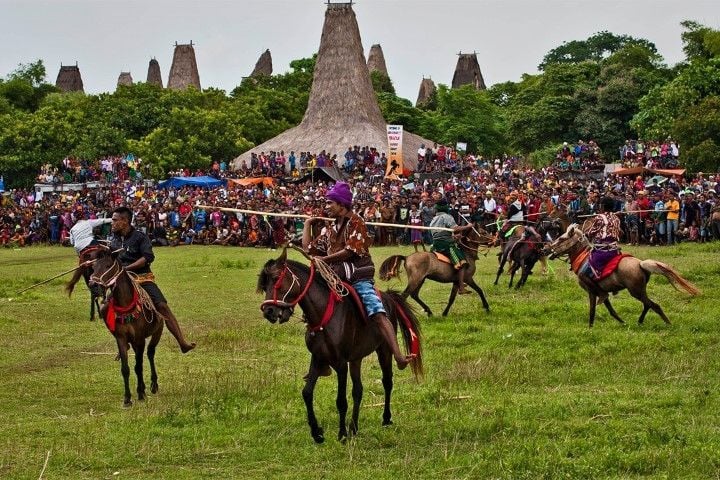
left=116, top=337, right=132, bottom=407
left=515, top=262, right=529, bottom=289
left=376, top=347, right=394, bottom=426
left=407, top=280, right=433, bottom=317
left=302, top=364, right=324, bottom=443
left=148, top=323, right=163, bottom=394
left=494, top=256, right=506, bottom=285
left=466, top=278, right=490, bottom=311
left=348, top=359, right=363, bottom=436
left=132, top=340, right=146, bottom=401
left=441, top=281, right=459, bottom=317
left=507, top=261, right=518, bottom=288
left=603, top=299, right=625, bottom=324
left=335, top=362, right=349, bottom=442
left=588, top=292, right=598, bottom=328
left=628, top=285, right=670, bottom=324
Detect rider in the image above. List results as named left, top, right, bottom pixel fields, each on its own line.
left=70, top=217, right=112, bottom=258
left=302, top=182, right=414, bottom=372
left=499, top=191, right=526, bottom=238
left=429, top=198, right=474, bottom=295
left=109, top=206, right=196, bottom=353
left=581, top=196, right=622, bottom=283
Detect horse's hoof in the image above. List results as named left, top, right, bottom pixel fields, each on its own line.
left=338, top=432, right=348, bottom=443
left=382, top=419, right=393, bottom=426
left=313, top=433, right=325, bottom=444
left=123, top=399, right=132, bottom=408
left=151, top=383, right=159, bottom=394
left=349, top=422, right=358, bottom=436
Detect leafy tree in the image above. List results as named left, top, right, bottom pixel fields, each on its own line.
left=370, top=71, right=395, bottom=95
left=376, top=92, right=422, bottom=132
left=539, top=31, right=657, bottom=70
left=0, top=60, right=57, bottom=112
left=672, top=96, right=720, bottom=172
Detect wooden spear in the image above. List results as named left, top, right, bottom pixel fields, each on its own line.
left=196, top=205, right=456, bottom=232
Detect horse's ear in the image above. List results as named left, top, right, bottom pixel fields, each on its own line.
left=277, top=246, right=288, bottom=264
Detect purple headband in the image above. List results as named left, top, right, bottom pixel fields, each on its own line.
left=326, top=181, right=353, bottom=208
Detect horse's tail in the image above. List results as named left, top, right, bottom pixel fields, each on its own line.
left=65, top=266, right=86, bottom=297
left=379, top=255, right=406, bottom=281
left=640, top=260, right=700, bottom=296
left=385, top=290, right=424, bottom=380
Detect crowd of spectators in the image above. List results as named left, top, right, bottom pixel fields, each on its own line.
left=553, top=140, right=604, bottom=172
left=2, top=145, right=719, bottom=251
left=619, top=139, right=680, bottom=169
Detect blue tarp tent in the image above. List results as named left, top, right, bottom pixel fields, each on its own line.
left=157, top=176, right=226, bottom=189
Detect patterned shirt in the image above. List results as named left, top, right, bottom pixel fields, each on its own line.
left=308, top=212, right=371, bottom=258
left=585, top=213, right=621, bottom=247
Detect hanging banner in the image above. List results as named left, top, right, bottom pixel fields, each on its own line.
left=385, top=124, right=403, bottom=179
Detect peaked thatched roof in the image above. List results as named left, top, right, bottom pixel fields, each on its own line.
left=451, top=53, right=486, bottom=90
left=233, top=3, right=430, bottom=171
left=147, top=58, right=163, bottom=87
left=167, top=43, right=201, bottom=90
left=117, top=72, right=133, bottom=88
left=55, top=65, right=84, bottom=93
left=416, top=77, right=436, bottom=107
left=250, top=49, right=273, bottom=77
left=366, top=44, right=388, bottom=76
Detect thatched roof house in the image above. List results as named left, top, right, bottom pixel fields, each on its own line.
left=250, top=49, right=273, bottom=77
left=167, top=42, right=201, bottom=90
left=55, top=64, right=84, bottom=93
left=451, top=52, right=486, bottom=90
left=117, top=72, right=133, bottom=88
left=416, top=77, right=436, bottom=107
left=233, top=3, right=430, bottom=171
left=367, top=44, right=388, bottom=76
left=147, top=58, right=163, bottom=87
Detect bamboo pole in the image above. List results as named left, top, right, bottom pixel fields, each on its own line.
left=196, top=205, right=456, bottom=232
left=16, top=264, right=88, bottom=294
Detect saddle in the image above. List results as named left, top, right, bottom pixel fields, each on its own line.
left=432, top=251, right=452, bottom=265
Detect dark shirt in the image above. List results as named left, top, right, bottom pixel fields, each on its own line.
left=109, top=228, right=154, bottom=274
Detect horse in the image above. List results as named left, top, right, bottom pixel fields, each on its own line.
left=65, top=245, right=106, bottom=321
left=378, top=224, right=492, bottom=317
left=494, top=215, right=565, bottom=289
left=548, top=224, right=700, bottom=327
left=88, top=246, right=164, bottom=406
left=258, top=248, right=423, bottom=443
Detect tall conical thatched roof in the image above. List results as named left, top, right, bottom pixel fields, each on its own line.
left=451, top=52, right=486, bottom=90
left=117, top=72, right=133, bottom=88
left=167, top=42, right=201, bottom=90
left=147, top=58, right=163, bottom=87
left=367, top=44, right=388, bottom=76
left=55, top=64, right=84, bottom=93
left=250, top=49, right=273, bottom=77
left=416, top=77, right=436, bottom=107
left=233, top=3, right=430, bottom=171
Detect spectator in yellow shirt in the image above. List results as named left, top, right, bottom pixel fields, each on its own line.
left=665, top=192, right=680, bottom=245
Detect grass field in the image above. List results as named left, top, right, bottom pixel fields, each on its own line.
left=1, top=242, right=719, bottom=479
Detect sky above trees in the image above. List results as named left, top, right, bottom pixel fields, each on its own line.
left=1, top=0, right=717, bottom=100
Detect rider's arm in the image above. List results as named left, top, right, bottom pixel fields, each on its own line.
left=301, top=218, right=322, bottom=250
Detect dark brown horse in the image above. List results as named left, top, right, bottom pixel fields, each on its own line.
left=548, top=224, right=700, bottom=327
left=65, top=245, right=106, bottom=321
left=88, top=247, right=164, bottom=406
left=379, top=225, right=492, bottom=316
left=258, top=248, right=423, bottom=443
left=494, top=215, right=564, bottom=289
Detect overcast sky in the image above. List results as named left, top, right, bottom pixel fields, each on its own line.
left=1, top=0, right=718, bottom=102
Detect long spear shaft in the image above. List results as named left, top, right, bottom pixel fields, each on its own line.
left=16, top=264, right=87, bottom=294
left=197, top=205, right=456, bottom=232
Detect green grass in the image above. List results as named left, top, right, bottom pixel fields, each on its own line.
left=1, top=243, right=719, bottom=479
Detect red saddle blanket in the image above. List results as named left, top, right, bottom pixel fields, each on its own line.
left=596, top=253, right=633, bottom=281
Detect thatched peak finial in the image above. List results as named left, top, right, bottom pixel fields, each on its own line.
left=451, top=51, right=486, bottom=90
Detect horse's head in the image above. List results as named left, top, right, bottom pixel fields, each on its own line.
left=88, top=246, right=122, bottom=288
left=548, top=224, right=583, bottom=259
left=257, top=249, right=306, bottom=324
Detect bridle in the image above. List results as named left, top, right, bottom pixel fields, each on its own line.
left=260, top=261, right=315, bottom=312
left=90, top=258, right=124, bottom=288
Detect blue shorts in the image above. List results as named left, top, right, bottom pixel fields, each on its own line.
left=352, top=280, right=385, bottom=317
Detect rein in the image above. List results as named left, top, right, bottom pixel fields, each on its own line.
left=90, top=259, right=124, bottom=288
left=260, top=262, right=316, bottom=311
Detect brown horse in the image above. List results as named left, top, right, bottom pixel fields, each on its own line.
left=548, top=224, right=700, bottom=327
left=89, top=247, right=164, bottom=406
left=379, top=225, right=492, bottom=316
left=258, top=248, right=423, bottom=443
left=65, top=245, right=106, bottom=321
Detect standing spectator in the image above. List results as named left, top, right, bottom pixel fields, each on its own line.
left=665, top=192, right=680, bottom=245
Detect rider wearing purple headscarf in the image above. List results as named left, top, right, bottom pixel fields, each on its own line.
left=302, top=182, right=414, bottom=373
